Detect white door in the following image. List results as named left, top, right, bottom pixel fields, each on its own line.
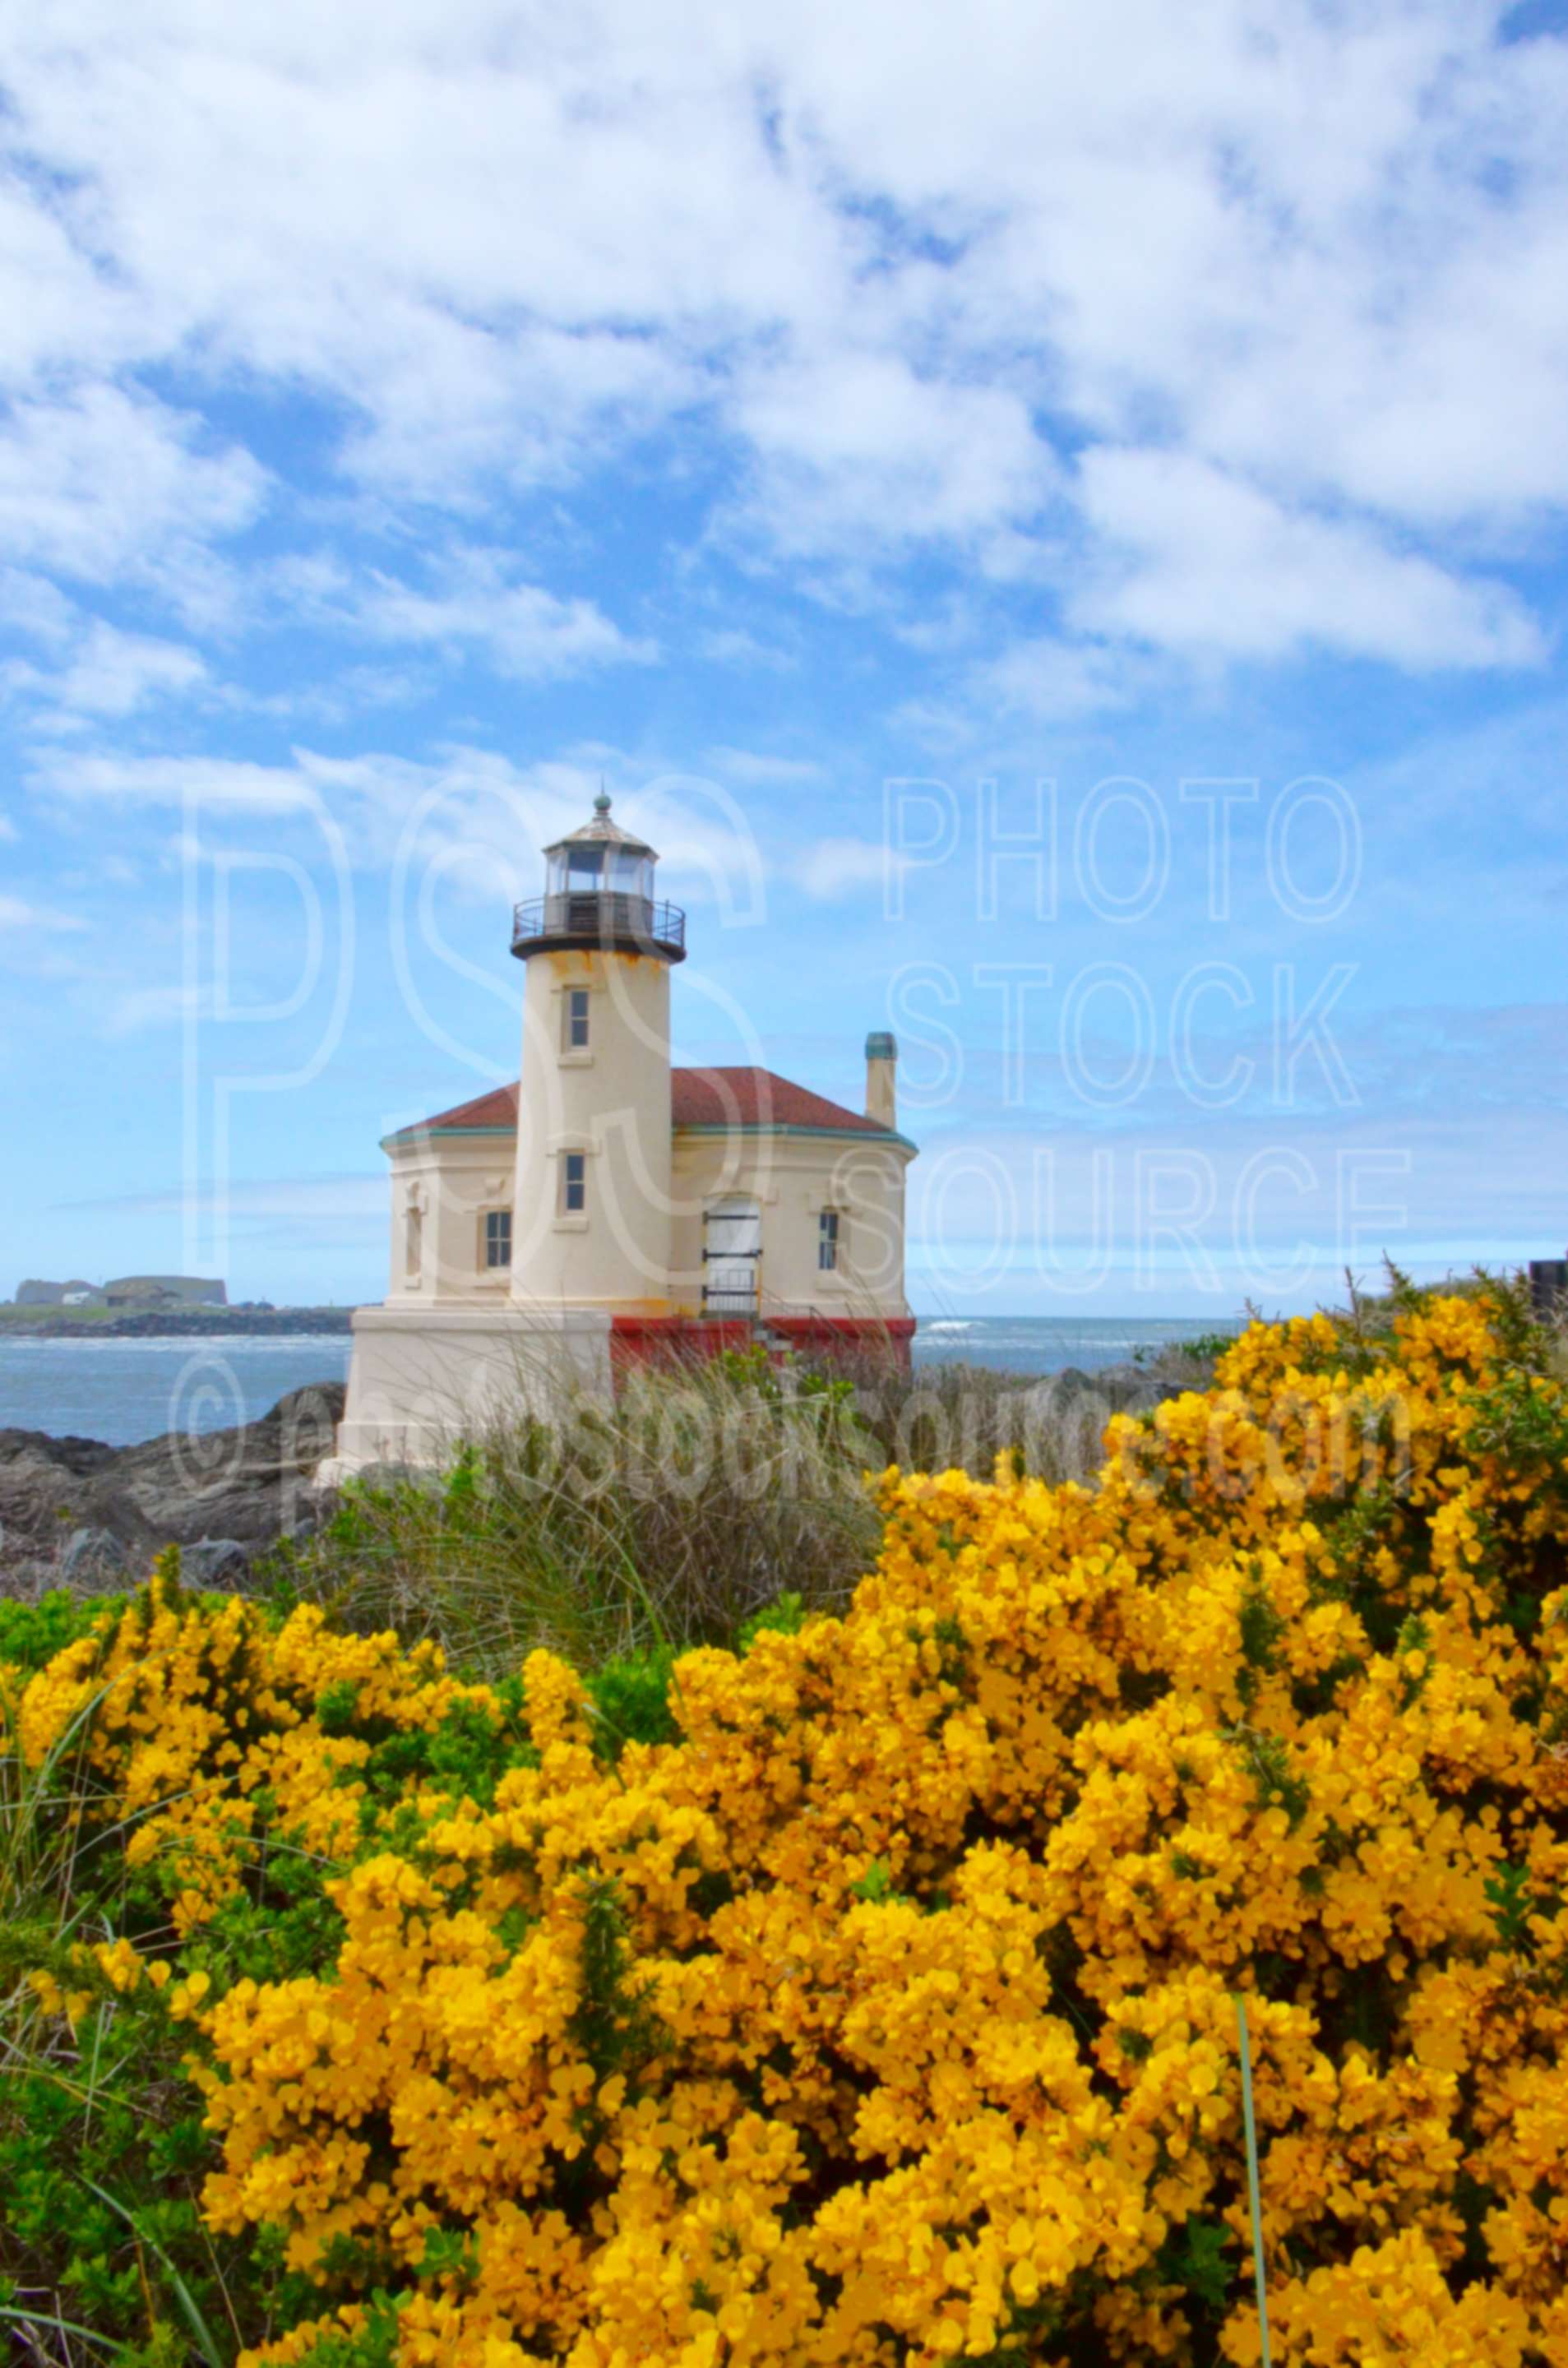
left=702, top=1196, right=761, bottom=1316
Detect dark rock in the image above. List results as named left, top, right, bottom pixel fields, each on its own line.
left=61, top=1525, right=132, bottom=1589
left=79, top=1382, right=345, bottom=1553
left=179, top=1538, right=253, bottom=1586
left=1089, top=1362, right=1163, bottom=1413
left=0, top=1385, right=345, bottom=1593
left=0, top=1429, right=118, bottom=1556
left=0, top=1427, right=118, bottom=1478
left=1015, top=1362, right=1160, bottom=1417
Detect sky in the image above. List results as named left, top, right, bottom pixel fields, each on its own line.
left=2, top=0, right=1566, bottom=1317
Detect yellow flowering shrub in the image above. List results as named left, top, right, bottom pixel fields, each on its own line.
left=16, top=1575, right=510, bottom=1931
left=12, top=1288, right=1568, bottom=2366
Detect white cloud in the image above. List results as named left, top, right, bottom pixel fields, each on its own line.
left=727, top=349, right=1055, bottom=561
left=266, top=547, right=653, bottom=686
left=0, top=891, right=86, bottom=930
left=793, top=835, right=900, bottom=899
left=1069, top=450, right=1547, bottom=670
left=25, top=741, right=771, bottom=914
left=7, top=620, right=208, bottom=721
left=978, top=637, right=1156, bottom=721
left=237, top=660, right=433, bottom=724
left=35, top=751, right=326, bottom=815
left=353, top=553, right=656, bottom=679
left=0, top=386, right=264, bottom=617
left=707, top=747, right=826, bottom=786
left=693, top=627, right=798, bottom=672
left=0, top=566, right=77, bottom=645
left=0, top=2, right=1566, bottom=678
left=101, top=980, right=210, bottom=1036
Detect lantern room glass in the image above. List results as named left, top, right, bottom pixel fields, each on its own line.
left=546, top=844, right=654, bottom=902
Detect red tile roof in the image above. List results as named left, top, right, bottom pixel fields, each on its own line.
left=396, top=1082, right=520, bottom=1134
left=671, top=1066, right=892, bottom=1135
left=392, top=1066, right=895, bottom=1140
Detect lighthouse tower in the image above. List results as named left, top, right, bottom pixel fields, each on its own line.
left=506, top=793, right=686, bottom=1312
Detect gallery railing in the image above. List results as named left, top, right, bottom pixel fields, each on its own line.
left=511, top=894, right=687, bottom=959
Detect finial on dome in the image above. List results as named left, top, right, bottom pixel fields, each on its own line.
left=594, top=784, right=612, bottom=816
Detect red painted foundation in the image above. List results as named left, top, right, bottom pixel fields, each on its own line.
left=764, top=1314, right=916, bottom=1373
left=608, top=1312, right=915, bottom=1381
left=608, top=1314, right=752, bottom=1378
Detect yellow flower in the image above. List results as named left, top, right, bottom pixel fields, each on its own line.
left=11, top=1291, right=1568, bottom=2365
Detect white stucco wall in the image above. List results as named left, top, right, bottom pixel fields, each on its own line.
left=382, top=1135, right=517, bottom=1306
left=377, top=1114, right=913, bottom=1321
left=510, top=946, right=676, bottom=1313
left=668, top=1129, right=913, bottom=1320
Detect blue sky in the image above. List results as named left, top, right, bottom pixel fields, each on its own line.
left=2, top=0, right=1566, bottom=1316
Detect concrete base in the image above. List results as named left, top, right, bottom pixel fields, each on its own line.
left=321, top=1303, right=613, bottom=1478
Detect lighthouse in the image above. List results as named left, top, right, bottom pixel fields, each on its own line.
left=508, top=793, right=682, bottom=1313
left=326, top=789, right=918, bottom=1472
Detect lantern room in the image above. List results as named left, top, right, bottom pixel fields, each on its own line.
left=511, top=789, right=686, bottom=963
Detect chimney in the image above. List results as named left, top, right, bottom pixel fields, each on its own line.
left=865, top=1029, right=898, bottom=1129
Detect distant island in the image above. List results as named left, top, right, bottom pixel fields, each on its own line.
left=16, top=1272, right=233, bottom=1311
left=2, top=1278, right=357, bottom=1338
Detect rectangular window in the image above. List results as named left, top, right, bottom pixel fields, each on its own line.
left=818, top=1209, right=840, bottom=1271
left=483, top=1208, right=511, bottom=1269
left=563, top=987, right=590, bottom=1052
left=562, top=1151, right=586, bottom=1214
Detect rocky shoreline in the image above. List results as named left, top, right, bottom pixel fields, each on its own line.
left=0, top=1382, right=346, bottom=1596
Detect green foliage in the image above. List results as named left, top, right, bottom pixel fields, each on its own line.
left=1227, top=1725, right=1311, bottom=1831
left=315, top=1677, right=362, bottom=1734
left=1133, top=1331, right=1238, bottom=1371
left=738, top=1589, right=809, bottom=1653
left=1158, top=2212, right=1235, bottom=2316
left=1236, top=1566, right=1284, bottom=1710
left=568, top=1876, right=668, bottom=2099
left=0, top=1981, right=243, bottom=2367
left=1396, top=1613, right=1433, bottom=1707
left=0, top=1589, right=105, bottom=1674
left=585, top=1645, right=679, bottom=1755
left=294, top=2287, right=405, bottom=2368
left=1485, top=1860, right=1538, bottom=1953
left=1464, top=1367, right=1568, bottom=1474
left=718, top=1342, right=844, bottom=1411
left=205, top=1846, right=347, bottom=1987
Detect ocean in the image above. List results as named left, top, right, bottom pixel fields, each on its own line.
left=0, top=1316, right=1234, bottom=1449
left=910, top=1315, right=1231, bottom=1374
